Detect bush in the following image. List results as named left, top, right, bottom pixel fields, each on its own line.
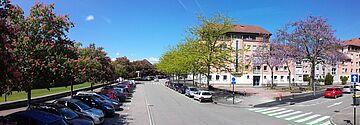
left=340, top=76, right=348, bottom=85
left=324, top=73, right=333, bottom=85
left=318, top=78, right=325, bottom=82
left=303, top=75, right=310, bottom=81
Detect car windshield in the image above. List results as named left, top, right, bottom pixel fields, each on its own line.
left=202, top=92, right=211, bottom=95
left=344, top=86, right=350, bottom=88
left=92, top=96, right=103, bottom=103
left=190, top=88, right=198, bottom=91
left=58, top=108, right=78, bottom=120
left=326, top=88, right=334, bottom=91
left=74, top=101, right=91, bottom=110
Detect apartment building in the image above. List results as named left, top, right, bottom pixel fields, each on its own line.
left=191, top=24, right=359, bottom=87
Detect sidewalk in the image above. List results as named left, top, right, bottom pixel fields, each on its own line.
left=331, top=106, right=359, bottom=125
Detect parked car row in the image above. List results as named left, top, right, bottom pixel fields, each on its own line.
left=165, top=81, right=213, bottom=102
left=0, top=80, right=137, bottom=125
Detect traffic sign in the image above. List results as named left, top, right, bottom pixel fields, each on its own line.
left=351, top=74, right=359, bottom=83
left=231, top=77, right=236, bottom=84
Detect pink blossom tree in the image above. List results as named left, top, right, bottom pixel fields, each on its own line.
left=275, top=16, right=346, bottom=91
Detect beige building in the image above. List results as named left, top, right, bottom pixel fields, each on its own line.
left=191, top=24, right=359, bottom=87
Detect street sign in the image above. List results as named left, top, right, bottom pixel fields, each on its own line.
left=351, top=74, right=359, bottom=83
left=231, top=77, right=236, bottom=84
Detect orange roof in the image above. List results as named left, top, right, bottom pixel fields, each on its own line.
left=344, top=38, right=360, bottom=47
left=229, top=24, right=271, bottom=35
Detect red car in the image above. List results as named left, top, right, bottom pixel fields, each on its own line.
left=324, top=87, right=343, bottom=98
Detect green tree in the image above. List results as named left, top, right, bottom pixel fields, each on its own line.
left=340, top=76, right=348, bottom=85
left=189, top=14, right=234, bottom=89
left=324, top=73, right=333, bottom=85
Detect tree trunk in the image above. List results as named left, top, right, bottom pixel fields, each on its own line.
left=27, top=88, right=31, bottom=107
left=70, top=81, right=74, bottom=98
left=207, top=64, right=211, bottom=90
left=192, top=73, right=195, bottom=86
left=271, top=67, right=274, bottom=89
left=288, top=71, right=292, bottom=90
left=311, top=59, right=316, bottom=96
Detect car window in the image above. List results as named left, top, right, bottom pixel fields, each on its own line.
left=190, top=88, right=198, bottom=91
left=202, top=92, right=211, bottom=95
left=66, top=102, right=80, bottom=111
left=58, top=108, right=78, bottom=120
left=344, top=86, right=350, bottom=88
left=326, top=88, right=334, bottom=91
left=74, top=101, right=91, bottom=110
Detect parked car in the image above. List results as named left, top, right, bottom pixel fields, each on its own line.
left=76, top=91, right=122, bottom=110
left=54, top=98, right=105, bottom=124
left=1, top=110, right=67, bottom=125
left=29, top=103, right=94, bottom=125
left=73, top=95, right=115, bottom=117
left=194, top=91, right=213, bottom=102
left=174, top=83, right=184, bottom=92
left=343, top=85, right=353, bottom=94
left=179, top=85, right=188, bottom=94
left=324, top=87, right=343, bottom=98
left=185, top=87, right=199, bottom=97
left=100, top=86, right=127, bottom=102
left=355, top=84, right=360, bottom=91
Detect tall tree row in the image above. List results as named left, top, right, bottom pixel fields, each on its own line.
left=0, top=0, right=115, bottom=105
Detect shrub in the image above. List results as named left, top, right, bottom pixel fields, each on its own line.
left=340, top=76, right=348, bottom=85
left=303, top=75, right=310, bottom=81
left=318, top=78, right=325, bottom=82
left=324, top=73, right=333, bottom=85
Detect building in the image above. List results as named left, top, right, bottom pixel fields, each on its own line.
left=191, top=24, right=360, bottom=87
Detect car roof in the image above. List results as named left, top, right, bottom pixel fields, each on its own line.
left=56, top=98, right=81, bottom=103
left=9, top=110, right=62, bottom=123
left=32, top=103, right=65, bottom=109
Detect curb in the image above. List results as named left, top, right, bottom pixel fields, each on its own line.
left=212, top=101, right=254, bottom=108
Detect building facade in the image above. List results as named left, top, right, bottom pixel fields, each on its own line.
left=190, top=24, right=359, bottom=87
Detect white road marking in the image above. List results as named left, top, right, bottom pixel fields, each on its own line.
left=295, top=114, right=321, bottom=123
left=275, top=111, right=302, bottom=118
left=327, top=102, right=342, bottom=108
left=285, top=112, right=312, bottom=121
left=268, top=109, right=294, bottom=116
left=248, top=108, right=263, bottom=111
left=262, top=108, right=287, bottom=114
left=306, top=116, right=330, bottom=125
left=254, top=107, right=279, bottom=112
left=319, top=121, right=331, bottom=125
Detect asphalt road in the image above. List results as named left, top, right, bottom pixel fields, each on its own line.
left=130, top=80, right=302, bottom=125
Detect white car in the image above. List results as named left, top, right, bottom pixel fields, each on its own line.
left=185, top=87, right=198, bottom=98
left=193, top=91, right=213, bottom=102
left=343, top=85, right=353, bottom=94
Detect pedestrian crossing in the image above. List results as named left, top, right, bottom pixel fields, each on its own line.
left=248, top=107, right=332, bottom=125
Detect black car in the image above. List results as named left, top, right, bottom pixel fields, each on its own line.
left=180, top=85, right=188, bottom=94
left=73, top=95, right=115, bottom=117
left=175, top=83, right=184, bottom=92
left=29, top=103, right=94, bottom=125
left=1, top=109, right=67, bottom=125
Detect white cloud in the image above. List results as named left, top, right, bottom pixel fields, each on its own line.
left=148, top=57, right=159, bottom=64
left=86, top=15, right=94, bottom=21
left=111, top=58, right=116, bottom=61
left=116, top=52, right=120, bottom=56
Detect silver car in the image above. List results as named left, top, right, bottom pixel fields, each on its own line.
left=185, top=87, right=199, bottom=98
left=343, top=85, right=353, bottom=94
left=55, top=98, right=105, bottom=125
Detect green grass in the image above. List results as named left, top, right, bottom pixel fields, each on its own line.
left=0, top=82, right=102, bottom=103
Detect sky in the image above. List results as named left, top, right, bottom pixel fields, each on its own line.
left=12, top=0, right=360, bottom=64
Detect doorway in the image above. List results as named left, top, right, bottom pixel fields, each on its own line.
left=253, top=76, right=260, bottom=86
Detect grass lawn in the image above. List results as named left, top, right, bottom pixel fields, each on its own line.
left=0, top=82, right=102, bottom=103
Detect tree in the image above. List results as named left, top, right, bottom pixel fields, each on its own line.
left=130, top=59, right=156, bottom=78
left=112, top=56, right=132, bottom=78
left=12, top=3, right=77, bottom=106
left=0, top=0, right=22, bottom=96
left=324, top=73, right=333, bottom=85
left=190, top=14, right=234, bottom=89
left=340, top=76, right=348, bottom=85
left=275, top=16, right=346, bottom=93
left=252, top=43, right=282, bottom=88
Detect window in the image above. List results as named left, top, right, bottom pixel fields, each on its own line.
left=264, top=66, right=267, bottom=70
left=243, top=35, right=256, bottom=40
left=287, top=76, right=290, bottom=80
left=284, top=66, right=288, bottom=70
left=264, top=76, right=267, bottom=79
left=345, top=68, right=347, bottom=73
left=216, top=75, right=220, bottom=81
left=209, top=75, right=212, bottom=81
left=223, top=75, right=227, bottom=81
left=281, top=76, right=284, bottom=80
left=247, top=75, right=250, bottom=79
left=316, top=66, right=319, bottom=70
left=276, top=67, right=279, bottom=71
left=332, top=68, right=336, bottom=75
left=274, top=76, right=278, bottom=80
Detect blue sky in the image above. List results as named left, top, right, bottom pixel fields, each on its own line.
left=13, top=0, right=360, bottom=63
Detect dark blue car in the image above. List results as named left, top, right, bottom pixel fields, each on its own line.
left=2, top=109, right=67, bottom=125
